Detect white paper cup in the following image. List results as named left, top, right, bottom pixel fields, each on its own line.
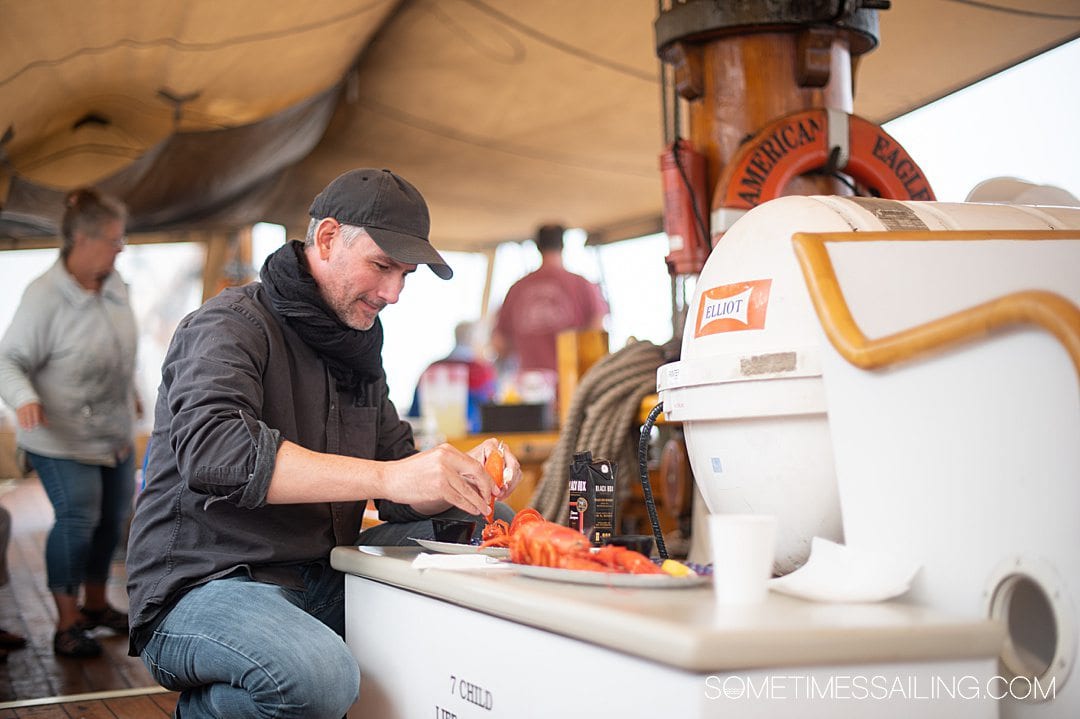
left=708, top=514, right=777, bottom=605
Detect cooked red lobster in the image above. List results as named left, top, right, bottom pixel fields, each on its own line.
left=480, top=507, right=543, bottom=546
left=482, top=443, right=507, bottom=523
left=485, top=511, right=662, bottom=575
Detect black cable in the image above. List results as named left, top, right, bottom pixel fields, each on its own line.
left=658, top=0, right=672, bottom=147
left=819, top=145, right=861, bottom=196
left=638, top=401, right=669, bottom=560
left=830, top=172, right=858, bottom=194
left=670, top=136, right=709, bottom=253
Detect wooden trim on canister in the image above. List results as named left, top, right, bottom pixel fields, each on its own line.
left=791, top=229, right=1080, bottom=375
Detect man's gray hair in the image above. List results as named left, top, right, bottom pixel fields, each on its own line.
left=304, top=218, right=366, bottom=247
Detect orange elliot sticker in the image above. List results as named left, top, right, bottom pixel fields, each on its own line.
left=694, top=279, right=772, bottom=337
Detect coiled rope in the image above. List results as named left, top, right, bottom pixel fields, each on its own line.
left=530, top=339, right=674, bottom=524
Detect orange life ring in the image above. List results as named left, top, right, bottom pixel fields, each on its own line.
left=711, top=108, right=935, bottom=234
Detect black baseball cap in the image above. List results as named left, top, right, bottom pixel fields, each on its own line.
left=308, top=168, right=453, bottom=280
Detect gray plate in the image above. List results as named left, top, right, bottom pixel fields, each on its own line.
left=412, top=538, right=510, bottom=558
left=511, top=563, right=707, bottom=588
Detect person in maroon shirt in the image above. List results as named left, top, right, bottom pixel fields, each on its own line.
left=491, top=224, right=608, bottom=374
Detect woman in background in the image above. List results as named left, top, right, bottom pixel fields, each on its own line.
left=0, top=188, right=138, bottom=658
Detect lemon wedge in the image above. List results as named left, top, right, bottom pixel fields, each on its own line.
left=661, top=559, right=695, bottom=577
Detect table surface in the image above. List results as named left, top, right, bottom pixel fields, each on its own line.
left=330, top=546, right=1004, bottom=673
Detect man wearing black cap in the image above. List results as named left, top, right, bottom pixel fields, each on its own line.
left=125, top=169, right=521, bottom=719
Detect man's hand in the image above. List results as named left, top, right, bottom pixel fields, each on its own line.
left=16, top=401, right=46, bottom=431
left=266, top=440, right=518, bottom=512
left=385, top=444, right=500, bottom=517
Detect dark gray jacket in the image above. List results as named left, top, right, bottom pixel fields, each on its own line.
left=126, top=282, right=420, bottom=654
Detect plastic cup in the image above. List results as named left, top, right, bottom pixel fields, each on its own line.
left=420, top=364, right=468, bottom=439
left=708, top=514, right=777, bottom=605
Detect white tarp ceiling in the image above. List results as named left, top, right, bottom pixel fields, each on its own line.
left=1, top=0, right=1078, bottom=250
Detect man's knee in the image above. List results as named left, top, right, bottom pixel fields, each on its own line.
left=273, top=637, right=359, bottom=718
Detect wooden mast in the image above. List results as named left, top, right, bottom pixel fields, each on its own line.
left=655, top=0, right=890, bottom=245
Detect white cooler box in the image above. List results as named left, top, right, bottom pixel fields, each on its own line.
left=795, top=217, right=1080, bottom=719
left=659, top=195, right=1080, bottom=718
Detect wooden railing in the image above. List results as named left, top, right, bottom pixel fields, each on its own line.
left=791, top=229, right=1080, bottom=375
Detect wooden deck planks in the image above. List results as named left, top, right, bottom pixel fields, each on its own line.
left=54, top=698, right=120, bottom=719
left=98, top=694, right=174, bottom=718
left=0, top=478, right=158, bottom=704
left=0, top=690, right=176, bottom=718
left=148, top=693, right=178, bottom=714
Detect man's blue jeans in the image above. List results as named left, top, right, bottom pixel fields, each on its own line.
left=28, top=451, right=134, bottom=594
left=140, top=567, right=359, bottom=719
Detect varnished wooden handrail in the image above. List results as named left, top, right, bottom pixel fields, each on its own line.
left=791, top=230, right=1080, bottom=376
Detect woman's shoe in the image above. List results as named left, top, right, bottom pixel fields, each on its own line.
left=0, top=627, right=27, bottom=650
left=53, top=626, right=102, bottom=658
left=78, top=605, right=129, bottom=634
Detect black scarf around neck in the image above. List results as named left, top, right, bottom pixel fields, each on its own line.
left=260, top=240, right=384, bottom=390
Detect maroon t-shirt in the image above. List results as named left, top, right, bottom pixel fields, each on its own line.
left=494, top=265, right=607, bottom=372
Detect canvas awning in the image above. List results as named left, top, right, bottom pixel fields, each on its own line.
left=2, top=0, right=1078, bottom=250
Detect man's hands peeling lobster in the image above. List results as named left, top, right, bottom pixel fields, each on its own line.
left=387, top=437, right=520, bottom=517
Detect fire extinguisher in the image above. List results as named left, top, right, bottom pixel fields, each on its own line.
left=660, top=137, right=709, bottom=275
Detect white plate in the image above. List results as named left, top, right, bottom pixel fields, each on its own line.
left=510, top=563, right=707, bottom=588
left=412, top=538, right=510, bottom=558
